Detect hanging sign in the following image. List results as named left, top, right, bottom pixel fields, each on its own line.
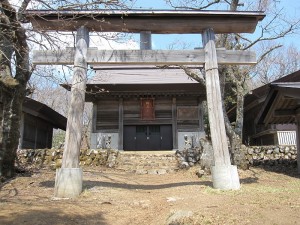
left=141, top=98, right=155, bottom=120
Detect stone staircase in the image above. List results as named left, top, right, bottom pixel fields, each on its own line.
left=115, top=151, right=179, bottom=174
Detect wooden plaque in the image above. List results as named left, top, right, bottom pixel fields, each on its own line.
left=177, top=106, right=199, bottom=120
left=141, top=98, right=155, bottom=120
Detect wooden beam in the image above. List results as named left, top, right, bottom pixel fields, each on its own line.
left=32, top=49, right=256, bottom=65
left=263, top=92, right=282, bottom=125
left=26, top=10, right=265, bottom=34
left=274, top=109, right=296, bottom=117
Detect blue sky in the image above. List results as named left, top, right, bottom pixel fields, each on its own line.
left=128, top=0, right=300, bottom=50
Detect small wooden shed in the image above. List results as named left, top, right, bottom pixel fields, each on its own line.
left=232, top=70, right=300, bottom=145
left=19, top=97, right=67, bottom=149
left=254, top=73, right=300, bottom=173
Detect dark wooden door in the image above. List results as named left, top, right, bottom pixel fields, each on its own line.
left=136, top=125, right=148, bottom=150
left=160, top=125, right=173, bottom=150
left=123, top=125, right=172, bottom=150
left=123, top=126, right=136, bottom=150
left=148, top=125, right=161, bottom=150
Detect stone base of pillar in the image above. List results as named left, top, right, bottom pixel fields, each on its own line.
left=54, top=168, right=83, bottom=198
left=211, top=165, right=240, bottom=190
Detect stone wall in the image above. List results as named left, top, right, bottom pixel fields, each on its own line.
left=175, top=143, right=298, bottom=171
left=16, top=149, right=119, bottom=170
left=245, top=145, right=297, bottom=167
left=16, top=145, right=298, bottom=171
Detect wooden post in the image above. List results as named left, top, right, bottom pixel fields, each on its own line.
left=198, top=98, right=204, bottom=132
left=92, top=104, right=97, bottom=133
left=202, top=28, right=240, bottom=190
left=140, top=31, right=152, bottom=50
left=62, top=26, right=89, bottom=168
left=296, top=115, right=300, bottom=174
left=172, top=97, right=178, bottom=149
left=118, top=98, right=124, bottom=150
left=18, top=113, right=24, bottom=149
left=55, top=26, right=89, bottom=198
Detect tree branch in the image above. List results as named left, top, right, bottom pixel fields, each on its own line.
left=165, top=0, right=221, bottom=10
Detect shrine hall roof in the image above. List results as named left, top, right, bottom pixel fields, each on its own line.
left=25, top=10, right=265, bottom=34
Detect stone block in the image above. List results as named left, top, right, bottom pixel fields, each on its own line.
left=54, top=168, right=83, bottom=198
left=211, top=164, right=240, bottom=190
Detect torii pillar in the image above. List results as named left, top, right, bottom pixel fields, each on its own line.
left=202, top=29, right=240, bottom=190
left=54, top=26, right=89, bottom=198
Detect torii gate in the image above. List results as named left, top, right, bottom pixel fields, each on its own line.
left=27, top=10, right=265, bottom=198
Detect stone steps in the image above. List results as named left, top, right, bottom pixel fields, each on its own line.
left=115, top=151, right=179, bottom=174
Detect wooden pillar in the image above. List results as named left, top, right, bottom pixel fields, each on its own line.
left=296, top=116, right=300, bottom=174
left=55, top=26, right=89, bottom=198
left=118, top=98, right=124, bottom=150
left=18, top=113, right=24, bottom=149
left=34, top=120, right=38, bottom=149
left=140, top=31, right=152, bottom=50
left=92, top=103, right=97, bottom=133
left=172, top=97, right=178, bottom=149
left=202, top=29, right=231, bottom=166
left=202, top=28, right=240, bottom=190
left=62, top=26, right=89, bottom=168
left=198, top=98, right=204, bottom=132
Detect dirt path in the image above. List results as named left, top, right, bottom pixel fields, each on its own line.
left=0, top=167, right=300, bottom=225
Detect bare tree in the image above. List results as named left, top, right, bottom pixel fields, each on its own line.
left=0, top=0, right=32, bottom=179
left=252, top=43, right=300, bottom=86
left=0, top=0, right=131, bottom=180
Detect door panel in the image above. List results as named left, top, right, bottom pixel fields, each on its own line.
left=161, top=125, right=173, bottom=150
left=123, top=125, right=173, bottom=150
left=149, top=125, right=161, bottom=150
left=123, top=126, right=136, bottom=150
left=136, top=125, right=148, bottom=150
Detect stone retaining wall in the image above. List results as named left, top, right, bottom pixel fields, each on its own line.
left=17, top=149, right=119, bottom=170
left=245, top=145, right=297, bottom=167
left=16, top=145, right=298, bottom=171
left=175, top=144, right=298, bottom=170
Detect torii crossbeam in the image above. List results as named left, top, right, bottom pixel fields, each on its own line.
left=27, top=10, right=265, bottom=198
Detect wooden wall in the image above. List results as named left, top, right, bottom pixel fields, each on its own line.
left=94, top=96, right=203, bottom=132
left=177, top=97, right=203, bottom=131
left=96, top=99, right=119, bottom=131
left=21, top=113, right=53, bottom=149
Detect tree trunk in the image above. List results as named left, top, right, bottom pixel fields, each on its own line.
left=234, top=82, right=244, bottom=138
left=0, top=86, right=26, bottom=179
left=0, top=0, right=31, bottom=180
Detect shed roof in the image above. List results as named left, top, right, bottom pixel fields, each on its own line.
left=227, top=70, right=300, bottom=122
left=25, top=10, right=265, bottom=34
left=255, top=82, right=300, bottom=125
left=23, top=97, right=67, bottom=130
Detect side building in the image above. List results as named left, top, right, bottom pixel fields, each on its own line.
left=229, top=70, right=300, bottom=145
left=20, top=97, right=67, bottom=149
left=85, top=66, right=206, bottom=151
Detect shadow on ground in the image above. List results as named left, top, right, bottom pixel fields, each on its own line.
left=0, top=208, right=107, bottom=225
left=253, top=164, right=300, bottom=178
left=40, top=180, right=213, bottom=190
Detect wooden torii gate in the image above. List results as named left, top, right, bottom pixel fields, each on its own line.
left=27, top=10, right=265, bottom=198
